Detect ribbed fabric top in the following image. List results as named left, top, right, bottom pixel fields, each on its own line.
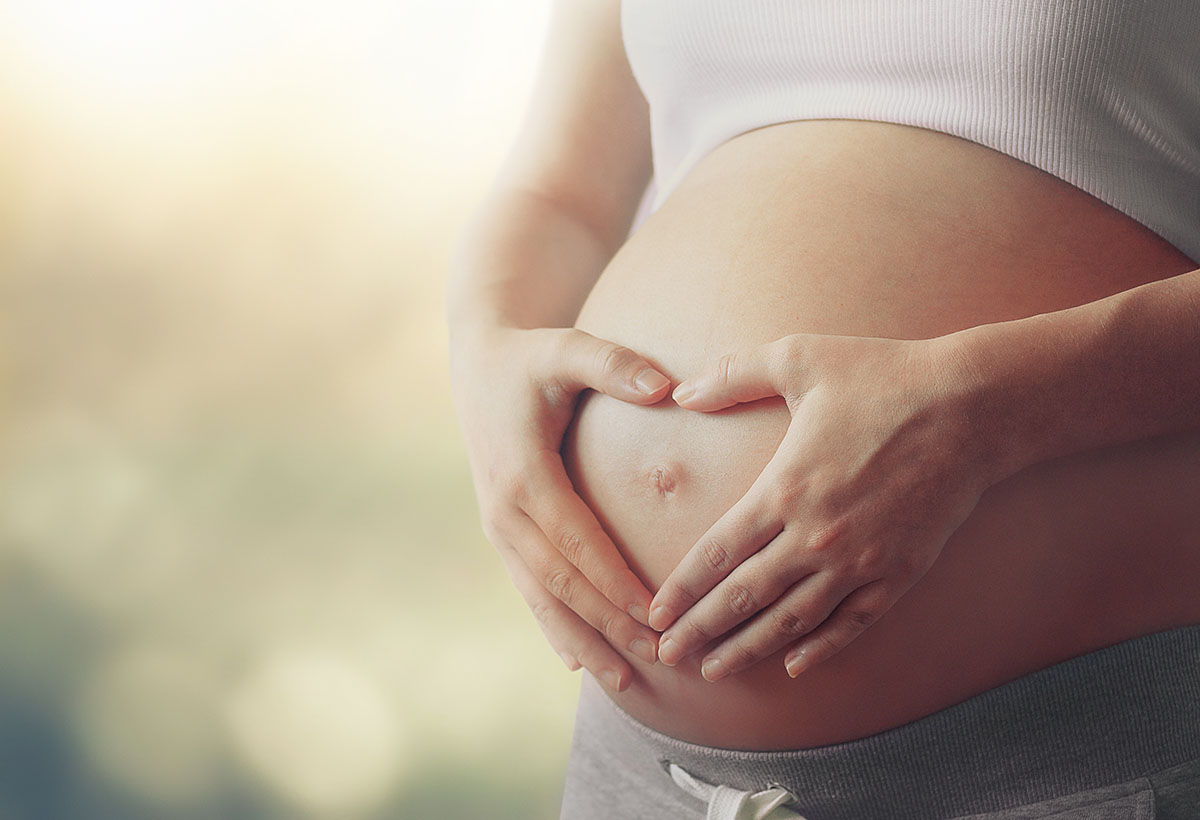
left=621, top=0, right=1200, bottom=264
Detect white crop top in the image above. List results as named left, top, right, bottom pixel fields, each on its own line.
left=621, top=0, right=1200, bottom=264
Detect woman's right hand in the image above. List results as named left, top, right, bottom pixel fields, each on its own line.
left=450, top=325, right=669, bottom=691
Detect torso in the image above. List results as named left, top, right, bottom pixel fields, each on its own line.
left=562, top=119, right=1200, bottom=750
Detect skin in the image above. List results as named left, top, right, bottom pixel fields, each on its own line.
left=448, top=0, right=662, bottom=692
left=626, top=123, right=1200, bottom=689
left=653, top=333, right=983, bottom=681
left=560, top=115, right=1200, bottom=747
left=652, top=288, right=1200, bottom=683
left=446, top=0, right=1200, bottom=735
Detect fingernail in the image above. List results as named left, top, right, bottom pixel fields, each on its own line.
left=635, top=369, right=670, bottom=396
left=648, top=606, right=670, bottom=631
left=630, top=638, right=657, bottom=664
left=658, top=637, right=680, bottom=667
left=628, top=604, right=650, bottom=625
left=672, top=384, right=695, bottom=404
left=559, top=651, right=579, bottom=671
left=701, top=656, right=727, bottom=682
left=599, top=669, right=623, bottom=691
left=785, top=650, right=809, bottom=679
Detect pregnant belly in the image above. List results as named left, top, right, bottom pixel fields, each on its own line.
left=562, top=120, right=1200, bottom=750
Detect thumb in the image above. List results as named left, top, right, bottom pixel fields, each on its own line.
left=554, top=330, right=671, bottom=404
left=673, top=339, right=794, bottom=411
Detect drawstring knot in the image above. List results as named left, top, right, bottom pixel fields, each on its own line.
left=667, top=762, right=808, bottom=820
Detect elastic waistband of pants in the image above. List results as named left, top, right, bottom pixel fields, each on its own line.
left=584, top=624, right=1200, bottom=819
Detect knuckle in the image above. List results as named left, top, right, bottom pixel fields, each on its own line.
left=510, top=480, right=531, bottom=507
left=557, top=530, right=585, bottom=565
left=766, top=337, right=803, bottom=385
left=774, top=479, right=805, bottom=512
left=681, top=618, right=714, bottom=645
left=845, top=607, right=880, bottom=631
left=807, top=517, right=850, bottom=557
left=764, top=340, right=791, bottom=378
left=892, top=548, right=928, bottom=581
left=722, top=581, right=757, bottom=616
left=726, top=640, right=760, bottom=669
left=538, top=375, right=572, bottom=406
left=544, top=568, right=576, bottom=604
left=700, top=539, right=731, bottom=573
left=714, top=352, right=737, bottom=386
left=772, top=606, right=813, bottom=638
left=785, top=334, right=813, bottom=365
left=814, top=630, right=845, bottom=657
left=595, top=608, right=624, bottom=645
left=479, top=503, right=517, bottom=547
left=477, top=500, right=501, bottom=532
left=489, top=466, right=521, bottom=499
left=594, top=342, right=636, bottom=380
left=851, top=544, right=887, bottom=577
left=493, top=469, right=528, bottom=506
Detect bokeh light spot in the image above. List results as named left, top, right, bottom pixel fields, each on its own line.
left=225, top=648, right=405, bottom=815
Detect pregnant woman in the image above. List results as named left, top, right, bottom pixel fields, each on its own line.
left=448, top=1, right=1200, bottom=818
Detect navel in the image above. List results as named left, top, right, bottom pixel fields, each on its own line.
left=648, top=464, right=680, bottom=498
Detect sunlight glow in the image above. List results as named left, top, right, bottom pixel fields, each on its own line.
left=0, top=1, right=570, bottom=817
left=226, top=648, right=406, bottom=814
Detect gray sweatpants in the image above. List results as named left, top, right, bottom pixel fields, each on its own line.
left=561, top=625, right=1200, bottom=820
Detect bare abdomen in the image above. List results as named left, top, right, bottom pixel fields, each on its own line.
left=562, top=120, right=1200, bottom=750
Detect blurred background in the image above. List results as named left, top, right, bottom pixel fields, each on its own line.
left=0, top=1, right=581, bottom=817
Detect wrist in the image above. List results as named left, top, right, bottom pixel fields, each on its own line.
left=927, top=327, right=1033, bottom=489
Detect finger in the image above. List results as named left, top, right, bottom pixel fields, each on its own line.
left=673, top=337, right=803, bottom=411
left=783, top=582, right=893, bottom=678
left=546, top=329, right=671, bottom=404
left=506, top=513, right=660, bottom=665
left=695, top=573, right=851, bottom=682
left=520, top=448, right=654, bottom=624
left=503, top=547, right=635, bottom=692
left=650, top=393, right=836, bottom=636
left=656, top=536, right=806, bottom=666
left=648, top=487, right=782, bottom=634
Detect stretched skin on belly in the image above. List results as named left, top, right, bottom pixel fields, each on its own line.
left=561, top=119, right=1200, bottom=750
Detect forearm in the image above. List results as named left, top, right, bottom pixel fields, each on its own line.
left=945, top=267, right=1200, bottom=482
left=445, top=186, right=622, bottom=353
left=444, top=185, right=666, bottom=690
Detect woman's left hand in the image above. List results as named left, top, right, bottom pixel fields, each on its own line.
left=649, top=332, right=998, bottom=680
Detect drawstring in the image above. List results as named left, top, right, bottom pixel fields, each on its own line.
left=667, top=762, right=808, bottom=820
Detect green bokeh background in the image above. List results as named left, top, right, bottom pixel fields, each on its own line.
left=0, top=1, right=578, bottom=818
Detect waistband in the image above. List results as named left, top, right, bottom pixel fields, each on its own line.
left=572, top=624, right=1200, bottom=820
